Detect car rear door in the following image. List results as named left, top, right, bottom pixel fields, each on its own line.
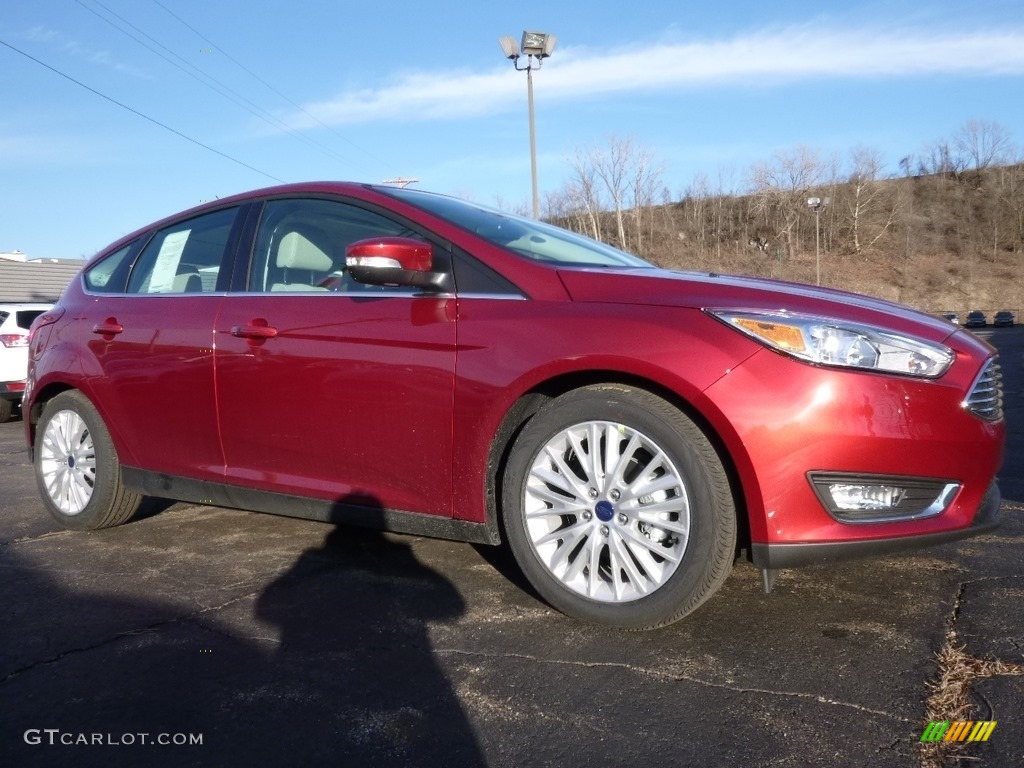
left=213, top=197, right=457, bottom=517
left=78, top=206, right=242, bottom=480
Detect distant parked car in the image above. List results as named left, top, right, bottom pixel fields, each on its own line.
left=0, top=303, right=52, bottom=422
left=965, top=310, right=987, bottom=328
left=993, top=311, right=1015, bottom=327
left=940, top=311, right=959, bottom=324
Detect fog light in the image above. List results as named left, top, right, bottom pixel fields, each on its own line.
left=809, top=473, right=960, bottom=524
left=829, top=483, right=904, bottom=511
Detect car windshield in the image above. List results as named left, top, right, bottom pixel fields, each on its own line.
left=382, top=187, right=653, bottom=269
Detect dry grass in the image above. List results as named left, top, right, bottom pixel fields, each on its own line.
left=918, top=590, right=1024, bottom=768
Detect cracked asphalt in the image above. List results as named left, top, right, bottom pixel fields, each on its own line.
left=1, top=327, right=1021, bottom=767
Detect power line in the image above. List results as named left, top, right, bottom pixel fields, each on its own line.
left=150, top=0, right=394, bottom=172
left=73, top=0, right=361, bottom=170
left=0, top=38, right=285, bottom=183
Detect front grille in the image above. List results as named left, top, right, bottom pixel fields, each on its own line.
left=963, top=358, right=1003, bottom=422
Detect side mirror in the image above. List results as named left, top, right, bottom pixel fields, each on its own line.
left=345, top=237, right=442, bottom=290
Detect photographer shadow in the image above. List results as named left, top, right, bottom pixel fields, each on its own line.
left=250, top=493, right=485, bottom=766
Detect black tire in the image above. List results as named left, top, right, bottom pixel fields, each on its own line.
left=35, top=390, right=143, bottom=530
left=0, top=397, right=13, bottom=423
left=501, top=384, right=736, bottom=629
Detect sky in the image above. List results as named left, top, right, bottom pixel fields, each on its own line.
left=1, top=1, right=1023, bottom=260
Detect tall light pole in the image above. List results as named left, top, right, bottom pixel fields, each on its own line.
left=807, top=196, right=830, bottom=286
left=499, top=31, right=557, bottom=219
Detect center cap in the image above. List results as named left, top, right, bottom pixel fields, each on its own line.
left=67, top=456, right=76, bottom=469
left=595, top=500, right=615, bottom=522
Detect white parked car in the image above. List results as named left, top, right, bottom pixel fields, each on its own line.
left=0, top=303, right=52, bottom=422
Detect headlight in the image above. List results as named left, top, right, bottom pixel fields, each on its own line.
left=709, top=310, right=953, bottom=378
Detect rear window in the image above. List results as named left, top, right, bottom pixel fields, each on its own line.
left=85, top=243, right=136, bottom=293
left=126, top=207, right=237, bottom=294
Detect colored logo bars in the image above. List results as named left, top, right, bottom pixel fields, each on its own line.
left=920, top=721, right=997, bottom=743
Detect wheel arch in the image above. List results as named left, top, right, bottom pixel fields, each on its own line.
left=26, top=381, right=76, bottom=460
left=485, top=370, right=754, bottom=555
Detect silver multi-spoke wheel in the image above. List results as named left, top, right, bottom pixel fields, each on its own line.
left=39, top=409, right=97, bottom=515
left=35, top=391, right=143, bottom=530
left=523, top=421, right=690, bottom=603
left=503, top=385, right=736, bottom=628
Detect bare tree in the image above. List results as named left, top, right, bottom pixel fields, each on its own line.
left=567, top=151, right=604, bottom=240
left=543, top=186, right=583, bottom=234
left=749, top=145, right=830, bottom=260
left=714, top=166, right=738, bottom=265
left=568, top=135, right=665, bottom=254
left=492, top=195, right=530, bottom=217
left=682, top=172, right=711, bottom=256
left=628, top=143, right=665, bottom=254
left=917, top=141, right=964, bottom=176
left=955, top=119, right=1012, bottom=171
left=588, top=136, right=633, bottom=248
left=845, top=146, right=899, bottom=254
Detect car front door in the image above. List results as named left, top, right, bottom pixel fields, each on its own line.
left=213, top=197, right=457, bottom=517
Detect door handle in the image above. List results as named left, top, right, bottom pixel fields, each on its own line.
left=91, top=318, right=124, bottom=337
left=230, top=320, right=278, bottom=340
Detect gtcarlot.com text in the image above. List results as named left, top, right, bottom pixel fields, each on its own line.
left=24, top=729, right=203, bottom=746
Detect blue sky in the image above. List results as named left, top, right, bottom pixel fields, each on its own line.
left=1, top=1, right=1023, bottom=259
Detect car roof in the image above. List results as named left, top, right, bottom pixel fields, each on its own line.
left=85, top=182, right=379, bottom=263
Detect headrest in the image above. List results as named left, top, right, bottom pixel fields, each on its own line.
left=276, top=231, right=333, bottom=271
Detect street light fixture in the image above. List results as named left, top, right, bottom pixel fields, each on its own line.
left=499, top=30, right=557, bottom=219
left=807, top=196, right=830, bottom=286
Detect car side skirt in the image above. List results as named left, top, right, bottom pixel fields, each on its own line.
left=121, top=468, right=502, bottom=546
left=750, top=481, right=1001, bottom=570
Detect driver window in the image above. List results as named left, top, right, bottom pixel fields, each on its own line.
left=248, top=198, right=416, bottom=293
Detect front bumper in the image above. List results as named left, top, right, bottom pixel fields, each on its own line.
left=750, top=480, right=1001, bottom=569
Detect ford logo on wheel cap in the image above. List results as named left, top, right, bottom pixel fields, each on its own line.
left=595, top=500, right=615, bottom=522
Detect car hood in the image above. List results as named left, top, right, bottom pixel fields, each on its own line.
left=557, top=266, right=959, bottom=343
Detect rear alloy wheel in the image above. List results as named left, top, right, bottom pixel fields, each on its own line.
left=502, top=385, right=736, bottom=629
left=0, top=398, right=13, bottom=424
left=36, top=391, right=142, bottom=530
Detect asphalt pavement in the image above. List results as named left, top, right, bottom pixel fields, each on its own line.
left=1, top=327, right=1021, bottom=768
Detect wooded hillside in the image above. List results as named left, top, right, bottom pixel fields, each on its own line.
left=542, top=122, right=1023, bottom=315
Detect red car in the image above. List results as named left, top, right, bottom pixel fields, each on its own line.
left=24, top=183, right=1005, bottom=628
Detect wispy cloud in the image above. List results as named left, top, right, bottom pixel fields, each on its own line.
left=25, top=26, right=59, bottom=44
left=25, top=25, right=151, bottom=79
left=284, top=23, right=1024, bottom=128
left=0, top=132, right=89, bottom=168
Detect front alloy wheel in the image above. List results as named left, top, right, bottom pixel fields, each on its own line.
left=523, top=421, right=690, bottom=603
left=503, top=385, right=736, bottom=629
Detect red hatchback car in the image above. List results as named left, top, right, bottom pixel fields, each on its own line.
left=24, top=182, right=1005, bottom=628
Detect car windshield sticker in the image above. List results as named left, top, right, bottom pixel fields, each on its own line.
left=148, top=230, right=190, bottom=293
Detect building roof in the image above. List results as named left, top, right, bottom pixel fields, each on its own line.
left=0, top=260, right=83, bottom=303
